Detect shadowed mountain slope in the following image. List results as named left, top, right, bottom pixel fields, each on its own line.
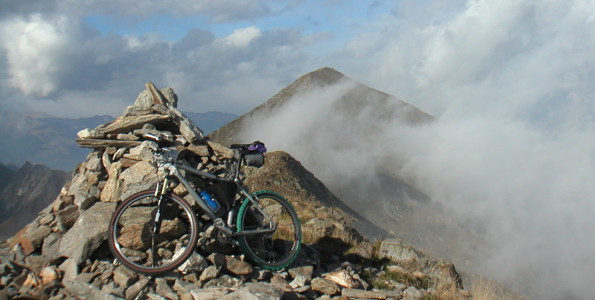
left=0, top=162, right=69, bottom=239
left=243, top=151, right=388, bottom=238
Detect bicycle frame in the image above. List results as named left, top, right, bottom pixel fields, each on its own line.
left=156, top=160, right=276, bottom=238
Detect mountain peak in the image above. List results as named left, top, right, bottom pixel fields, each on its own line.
left=298, top=67, right=346, bottom=85
left=251, top=67, right=349, bottom=114
left=209, top=67, right=433, bottom=145
left=284, top=67, right=347, bottom=97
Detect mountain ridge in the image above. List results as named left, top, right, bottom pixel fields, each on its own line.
left=0, top=112, right=114, bottom=171
left=0, top=162, right=69, bottom=239
left=0, top=82, right=470, bottom=300
left=209, top=67, right=434, bottom=145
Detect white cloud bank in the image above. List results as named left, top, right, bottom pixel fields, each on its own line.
left=397, top=116, right=595, bottom=299
left=239, top=78, right=595, bottom=300
left=344, top=0, right=595, bottom=123
left=0, top=14, right=76, bottom=96
left=236, top=1, right=595, bottom=298
left=0, top=14, right=308, bottom=116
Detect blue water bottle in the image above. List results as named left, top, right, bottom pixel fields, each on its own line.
left=200, top=190, right=220, bottom=212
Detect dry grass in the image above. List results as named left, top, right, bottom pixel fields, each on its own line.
left=423, top=275, right=529, bottom=300
left=466, top=276, right=528, bottom=300
left=428, top=277, right=470, bottom=300
left=469, top=277, right=514, bottom=300
left=301, top=230, right=324, bottom=245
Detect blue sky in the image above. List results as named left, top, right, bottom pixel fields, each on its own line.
left=80, top=1, right=398, bottom=63
left=82, top=1, right=386, bottom=56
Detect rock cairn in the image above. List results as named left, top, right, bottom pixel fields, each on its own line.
left=0, top=83, right=470, bottom=299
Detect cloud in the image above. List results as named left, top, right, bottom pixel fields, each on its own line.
left=397, top=114, right=595, bottom=299
left=0, top=14, right=175, bottom=100
left=178, top=0, right=271, bottom=22
left=0, top=0, right=368, bottom=117
left=172, top=28, right=215, bottom=53
left=234, top=1, right=595, bottom=298
left=162, top=26, right=309, bottom=114
left=238, top=76, right=595, bottom=299
left=0, top=11, right=312, bottom=117
left=0, top=0, right=272, bottom=22
left=0, top=0, right=315, bottom=116
left=0, top=0, right=55, bottom=18
left=222, top=26, right=262, bottom=47
left=342, top=0, right=595, bottom=121
left=0, top=14, right=79, bottom=96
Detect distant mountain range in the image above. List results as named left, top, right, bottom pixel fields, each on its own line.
left=0, top=111, right=237, bottom=171
left=0, top=112, right=113, bottom=171
left=0, top=162, right=69, bottom=239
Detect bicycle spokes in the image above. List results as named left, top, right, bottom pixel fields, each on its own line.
left=108, top=191, right=198, bottom=275
left=236, top=192, right=302, bottom=270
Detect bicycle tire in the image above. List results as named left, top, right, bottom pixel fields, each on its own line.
left=108, top=190, right=198, bottom=276
left=236, top=191, right=302, bottom=270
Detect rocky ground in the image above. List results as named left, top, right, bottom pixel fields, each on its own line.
left=0, top=83, right=470, bottom=300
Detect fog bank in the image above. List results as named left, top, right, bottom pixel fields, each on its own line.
left=239, top=81, right=595, bottom=299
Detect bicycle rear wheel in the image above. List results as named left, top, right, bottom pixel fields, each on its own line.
left=108, top=190, right=198, bottom=276
left=236, top=191, right=302, bottom=270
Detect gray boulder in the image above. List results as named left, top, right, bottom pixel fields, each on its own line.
left=379, top=238, right=424, bottom=264
left=222, top=282, right=284, bottom=300
left=59, top=202, right=116, bottom=264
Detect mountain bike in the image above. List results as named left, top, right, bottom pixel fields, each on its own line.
left=107, top=135, right=302, bottom=276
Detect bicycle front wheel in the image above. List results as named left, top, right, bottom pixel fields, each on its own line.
left=236, top=191, right=302, bottom=270
left=108, top=190, right=198, bottom=276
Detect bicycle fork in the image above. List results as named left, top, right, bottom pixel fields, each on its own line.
left=151, top=180, right=170, bottom=234
left=148, top=180, right=169, bottom=266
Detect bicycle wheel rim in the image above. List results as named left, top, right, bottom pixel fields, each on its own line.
left=236, top=191, right=301, bottom=270
left=108, top=191, right=198, bottom=275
